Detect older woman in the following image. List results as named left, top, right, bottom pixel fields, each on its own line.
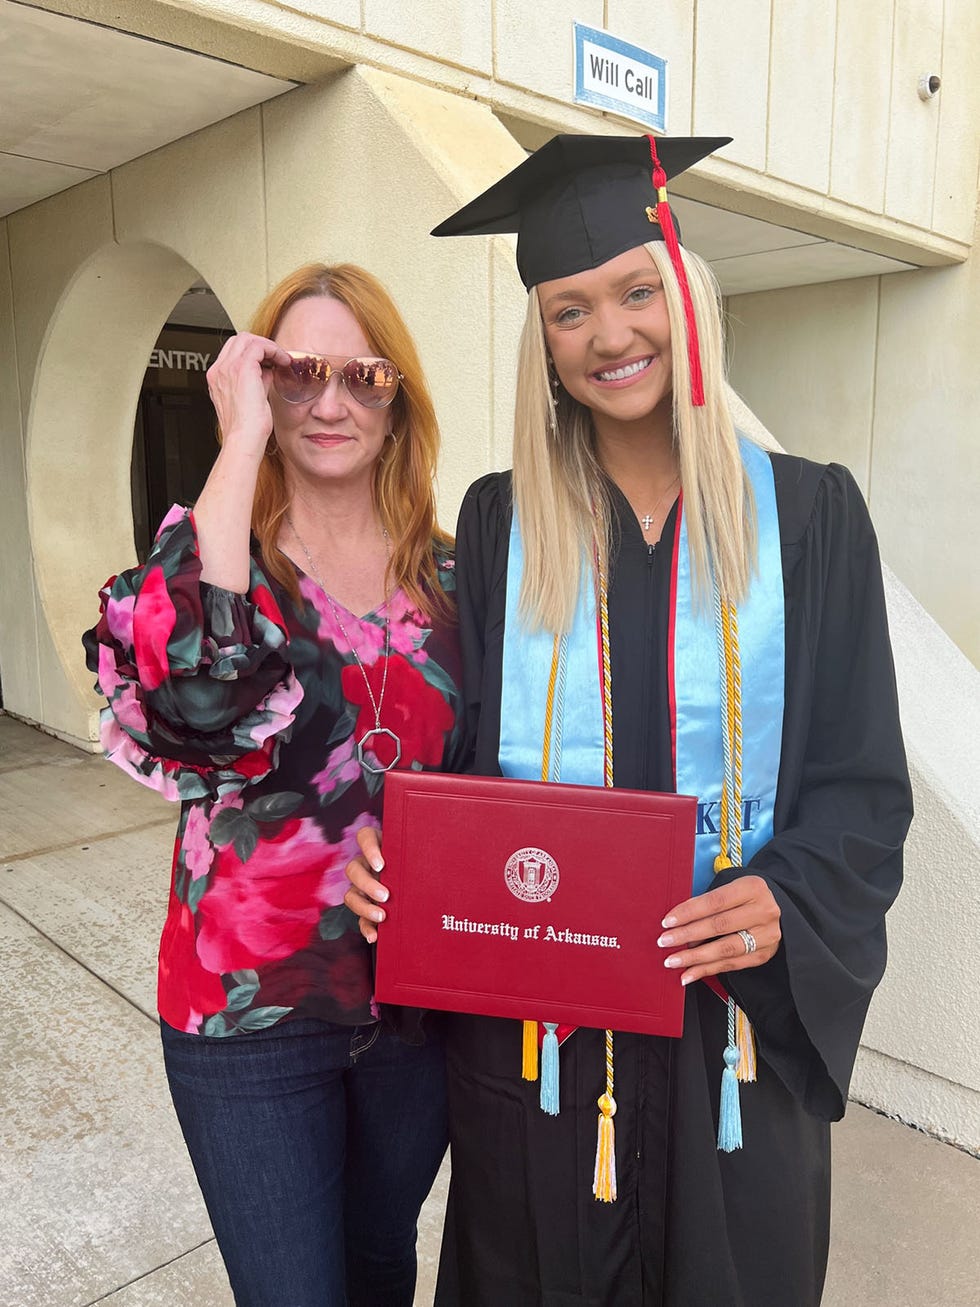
left=347, top=137, right=912, bottom=1305
left=84, top=263, right=466, bottom=1307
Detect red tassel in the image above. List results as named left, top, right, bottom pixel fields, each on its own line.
left=646, top=137, right=705, bottom=407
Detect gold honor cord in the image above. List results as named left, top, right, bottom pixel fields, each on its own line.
left=520, top=552, right=619, bottom=1200
left=593, top=556, right=617, bottom=1202
left=714, top=592, right=757, bottom=1153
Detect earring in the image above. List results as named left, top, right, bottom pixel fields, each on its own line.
left=379, top=430, right=398, bottom=465
left=547, top=359, right=560, bottom=437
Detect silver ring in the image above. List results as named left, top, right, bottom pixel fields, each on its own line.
left=737, top=929, right=757, bottom=955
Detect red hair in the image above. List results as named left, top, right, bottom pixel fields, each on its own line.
left=241, top=263, right=451, bottom=616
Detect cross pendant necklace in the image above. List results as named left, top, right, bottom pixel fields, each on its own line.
left=638, top=475, right=680, bottom=536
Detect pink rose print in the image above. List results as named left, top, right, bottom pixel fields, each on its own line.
left=105, top=592, right=136, bottom=652
left=195, top=816, right=344, bottom=973
left=132, top=565, right=177, bottom=691
left=312, top=735, right=363, bottom=798
left=157, top=897, right=228, bottom=1034
left=184, top=794, right=242, bottom=881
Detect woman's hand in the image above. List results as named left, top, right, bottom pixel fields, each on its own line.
left=344, top=826, right=389, bottom=944
left=657, top=874, right=781, bottom=986
left=194, top=333, right=294, bottom=591
left=205, top=332, right=292, bottom=455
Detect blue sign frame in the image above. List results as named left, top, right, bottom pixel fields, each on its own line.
left=573, top=22, right=667, bottom=133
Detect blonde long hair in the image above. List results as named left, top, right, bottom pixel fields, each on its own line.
left=241, top=263, right=451, bottom=617
left=512, top=242, right=757, bottom=633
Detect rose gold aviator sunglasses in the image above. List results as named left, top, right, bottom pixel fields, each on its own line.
left=270, top=351, right=403, bottom=408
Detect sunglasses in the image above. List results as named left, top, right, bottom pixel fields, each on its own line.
left=270, top=351, right=402, bottom=408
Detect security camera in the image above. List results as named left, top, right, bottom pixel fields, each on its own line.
left=918, top=74, right=941, bottom=100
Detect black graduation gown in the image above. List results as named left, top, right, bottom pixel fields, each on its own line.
left=434, top=453, right=912, bottom=1307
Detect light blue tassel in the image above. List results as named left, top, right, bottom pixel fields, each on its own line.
left=540, top=1022, right=560, bottom=1115
left=717, top=1044, right=743, bottom=1151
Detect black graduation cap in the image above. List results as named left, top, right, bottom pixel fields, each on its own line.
left=431, top=134, right=731, bottom=289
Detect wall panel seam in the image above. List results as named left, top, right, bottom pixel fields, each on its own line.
left=491, top=0, right=499, bottom=82
left=882, top=0, right=898, bottom=222
left=931, top=0, right=948, bottom=233
left=828, top=0, right=841, bottom=198
left=260, top=103, right=270, bottom=299
left=3, top=223, right=25, bottom=458
left=764, top=0, right=775, bottom=175
left=2, top=219, right=43, bottom=709
left=108, top=168, right=118, bottom=245
left=691, top=0, right=699, bottom=128
left=867, top=276, right=883, bottom=505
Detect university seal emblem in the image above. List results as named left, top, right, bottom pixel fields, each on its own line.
left=504, top=847, right=560, bottom=903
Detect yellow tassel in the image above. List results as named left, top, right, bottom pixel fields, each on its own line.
left=713, top=853, right=733, bottom=872
left=735, top=1005, right=757, bottom=1082
left=521, top=1019, right=539, bottom=1081
left=592, top=1092, right=618, bottom=1202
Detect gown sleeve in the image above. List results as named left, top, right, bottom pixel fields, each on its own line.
left=718, top=460, right=912, bottom=1120
left=82, top=505, right=302, bottom=803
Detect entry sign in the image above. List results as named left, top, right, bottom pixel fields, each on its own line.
left=573, top=22, right=667, bottom=133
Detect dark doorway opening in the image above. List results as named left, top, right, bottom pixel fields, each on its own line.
left=131, top=290, right=233, bottom=561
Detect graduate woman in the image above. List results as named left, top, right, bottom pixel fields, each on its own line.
left=347, top=135, right=913, bottom=1306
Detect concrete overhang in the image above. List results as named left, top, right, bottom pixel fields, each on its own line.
left=2, top=0, right=925, bottom=300
left=0, top=0, right=295, bottom=217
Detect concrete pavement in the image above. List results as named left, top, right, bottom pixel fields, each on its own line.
left=1, top=711, right=977, bottom=1306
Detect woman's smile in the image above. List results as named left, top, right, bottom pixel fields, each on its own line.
left=590, top=355, right=657, bottom=386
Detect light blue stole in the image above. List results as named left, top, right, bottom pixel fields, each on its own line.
left=499, top=438, right=784, bottom=892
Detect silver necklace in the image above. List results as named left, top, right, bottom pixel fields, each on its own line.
left=286, top=515, right=401, bottom=775
left=639, top=476, right=680, bottom=533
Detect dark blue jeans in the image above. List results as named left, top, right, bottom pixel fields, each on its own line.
left=160, top=1017, right=448, bottom=1307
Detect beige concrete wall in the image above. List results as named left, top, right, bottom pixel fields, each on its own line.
left=852, top=570, right=980, bottom=1152
left=0, top=220, right=42, bottom=725
left=727, top=403, right=980, bottom=1156
left=727, top=193, right=980, bottom=669
left=3, top=175, right=121, bottom=745
left=727, top=234, right=980, bottom=1149
left=26, top=0, right=980, bottom=264
left=0, top=70, right=528, bottom=745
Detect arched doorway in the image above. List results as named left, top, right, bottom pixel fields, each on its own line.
left=26, top=241, right=236, bottom=716
left=131, top=282, right=233, bottom=561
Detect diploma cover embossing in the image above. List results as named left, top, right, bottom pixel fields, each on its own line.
left=375, top=773, right=696, bottom=1036
left=504, top=847, right=560, bottom=902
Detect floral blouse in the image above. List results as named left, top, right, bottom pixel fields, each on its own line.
left=83, top=506, right=467, bottom=1036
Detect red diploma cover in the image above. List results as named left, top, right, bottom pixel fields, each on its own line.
left=374, top=772, right=696, bottom=1037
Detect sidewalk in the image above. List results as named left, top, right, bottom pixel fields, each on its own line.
left=1, top=711, right=977, bottom=1306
